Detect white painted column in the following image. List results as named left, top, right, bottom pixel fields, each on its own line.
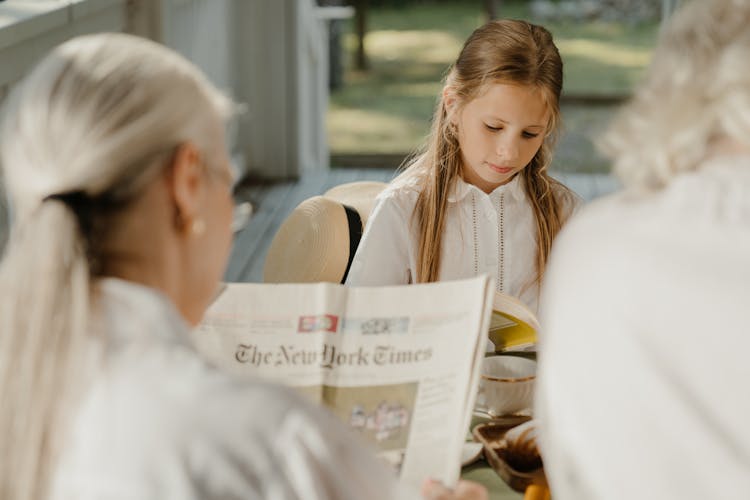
left=234, top=0, right=330, bottom=179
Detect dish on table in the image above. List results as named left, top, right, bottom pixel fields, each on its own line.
left=471, top=417, right=546, bottom=493
left=461, top=441, right=484, bottom=466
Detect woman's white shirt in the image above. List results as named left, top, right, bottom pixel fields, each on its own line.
left=347, top=174, right=576, bottom=313
left=51, top=278, right=417, bottom=500
left=536, top=153, right=750, bottom=500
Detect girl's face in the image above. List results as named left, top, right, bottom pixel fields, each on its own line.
left=452, top=82, right=550, bottom=193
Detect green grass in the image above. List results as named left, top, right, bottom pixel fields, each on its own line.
left=552, top=20, right=657, bottom=96
left=328, top=0, right=659, bottom=172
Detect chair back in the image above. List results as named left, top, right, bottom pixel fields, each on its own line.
left=263, top=181, right=387, bottom=284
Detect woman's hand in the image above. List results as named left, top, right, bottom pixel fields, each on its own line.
left=421, top=478, right=488, bottom=500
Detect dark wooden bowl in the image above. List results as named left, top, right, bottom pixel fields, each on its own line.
left=472, top=417, right=547, bottom=493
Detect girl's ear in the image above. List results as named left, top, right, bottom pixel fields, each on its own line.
left=442, top=86, right=459, bottom=126
left=166, top=142, right=205, bottom=236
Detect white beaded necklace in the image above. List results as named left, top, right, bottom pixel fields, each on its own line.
left=471, top=192, right=505, bottom=293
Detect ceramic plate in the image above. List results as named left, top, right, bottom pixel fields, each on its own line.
left=461, top=441, right=484, bottom=466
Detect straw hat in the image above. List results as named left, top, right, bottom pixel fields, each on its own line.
left=263, top=181, right=388, bottom=284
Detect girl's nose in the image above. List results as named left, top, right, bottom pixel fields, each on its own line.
left=495, top=135, right=520, bottom=162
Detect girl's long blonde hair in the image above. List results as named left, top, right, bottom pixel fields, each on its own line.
left=0, top=33, right=232, bottom=500
left=397, top=19, right=574, bottom=284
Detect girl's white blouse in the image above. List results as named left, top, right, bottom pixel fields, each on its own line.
left=51, top=278, right=416, bottom=500
left=346, top=174, right=577, bottom=313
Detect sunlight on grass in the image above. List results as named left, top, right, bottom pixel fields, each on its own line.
left=365, top=30, right=464, bottom=64
left=327, top=108, right=426, bottom=154
left=385, top=81, right=443, bottom=98
left=369, top=3, right=487, bottom=33
left=557, top=39, right=652, bottom=68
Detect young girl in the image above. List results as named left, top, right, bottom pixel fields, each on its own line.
left=346, top=19, right=579, bottom=312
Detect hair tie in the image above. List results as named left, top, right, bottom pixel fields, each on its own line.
left=42, top=190, right=90, bottom=210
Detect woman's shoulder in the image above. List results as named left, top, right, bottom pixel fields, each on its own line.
left=63, top=350, right=352, bottom=497
left=164, top=345, right=312, bottom=425
left=99, top=338, right=302, bottom=426
left=98, top=341, right=334, bottom=458
left=552, top=189, right=646, bottom=260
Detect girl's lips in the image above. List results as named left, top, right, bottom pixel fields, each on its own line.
left=488, top=163, right=514, bottom=174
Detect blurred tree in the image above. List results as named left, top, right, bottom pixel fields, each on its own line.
left=318, top=0, right=350, bottom=89
left=352, top=0, right=369, bottom=70
left=661, top=0, right=682, bottom=26
left=485, top=0, right=503, bottom=20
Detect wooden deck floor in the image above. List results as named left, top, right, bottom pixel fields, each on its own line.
left=226, top=168, right=621, bottom=283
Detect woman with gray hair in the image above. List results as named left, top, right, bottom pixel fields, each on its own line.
left=0, top=33, right=485, bottom=500
left=536, top=0, right=750, bottom=498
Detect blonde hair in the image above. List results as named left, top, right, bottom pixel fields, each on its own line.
left=0, top=33, right=233, bottom=500
left=600, top=0, right=750, bottom=189
left=397, top=19, right=575, bottom=284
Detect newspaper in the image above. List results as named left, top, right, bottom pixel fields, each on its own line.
left=192, top=275, right=494, bottom=490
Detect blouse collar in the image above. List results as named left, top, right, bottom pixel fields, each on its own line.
left=97, top=277, right=193, bottom=348
left=448, top=173, right=526, bottom=203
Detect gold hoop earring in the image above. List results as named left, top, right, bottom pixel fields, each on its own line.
left=191, top=218, right=206, bottom=237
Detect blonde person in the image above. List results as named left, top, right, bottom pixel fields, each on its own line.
left=536, top=0, right=750, bottom=498
left=346, top=19, right=579, bottom=313
left=0, top=34, right=486, bottom=500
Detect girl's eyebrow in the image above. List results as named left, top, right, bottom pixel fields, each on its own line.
left=484, top=117, right=546, bottom=130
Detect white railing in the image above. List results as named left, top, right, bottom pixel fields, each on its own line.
left=0, top=0, right=127, bottom=93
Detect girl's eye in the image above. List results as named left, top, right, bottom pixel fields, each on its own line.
left=522, top=131, right=540, bottom=139
left=485, top=124, right=501, bottom=132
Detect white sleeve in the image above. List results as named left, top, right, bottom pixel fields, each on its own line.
left=273, top=407, right=419, bottom=500
left=187, top=381, right=420, bottom=500
left=345, top=194, right=413, bottom=286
